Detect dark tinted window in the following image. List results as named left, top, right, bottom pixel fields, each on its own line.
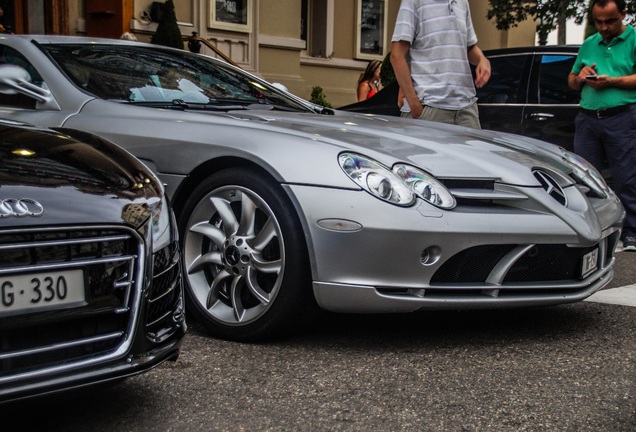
left=476, top=55, right=527, bottom=104
left=537, top=55, right=579, bottom=104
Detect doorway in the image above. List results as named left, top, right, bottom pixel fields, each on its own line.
left=1, top=0, right=69, bottom=34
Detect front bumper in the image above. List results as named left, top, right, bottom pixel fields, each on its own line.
left=0, top=227, right=187, bottom=403
left=286, top=184, right=624, bottom=313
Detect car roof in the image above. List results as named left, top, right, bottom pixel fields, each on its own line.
left=3, top=34, right=163, bottom=49
left=483, top=45, right=580, bottom=56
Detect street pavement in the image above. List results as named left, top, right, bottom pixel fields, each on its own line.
left=3, top=253, right=636, bottom=432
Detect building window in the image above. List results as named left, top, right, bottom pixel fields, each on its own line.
left=355, top=0, right=387, bottom=60
left=208, top=0, right=251, bottom=32
left=301, top=0, right=333, bottom=58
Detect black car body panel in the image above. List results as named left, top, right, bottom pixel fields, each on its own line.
left=0, top=120, right=186, bottom=402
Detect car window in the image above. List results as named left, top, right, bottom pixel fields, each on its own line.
left=537, top=55, right=579, bottom=105
left=42, top=44, right=310, bottom=111
left=0, top=46, right=43, bottom=109
left=475, top=54, right=527, bottom=104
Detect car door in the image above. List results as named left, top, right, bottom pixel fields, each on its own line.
left=521, top=52, right=579, bottom=151
left=476, top=52, right=532, bottom=135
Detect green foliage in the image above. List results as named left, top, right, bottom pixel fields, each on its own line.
left=151, top=0, right=184, bottom=49
left=486, top=0, right=636, bottom=42
left=310, top=86, right=332, bottom=108
left=380, top=51, right=396, bottom=86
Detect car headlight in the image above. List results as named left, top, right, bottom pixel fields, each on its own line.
left=148, top=195, right=174, bottom=253
left=339, top=153, right=415, bottom=206
left=393, top=164, right=456, bottom=209
left=561, top=151, right=609, bottom=198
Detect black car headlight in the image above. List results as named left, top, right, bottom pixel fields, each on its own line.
left=148, top=195, right=174, bottom=253
left=339, top=152, right=455, bottom=209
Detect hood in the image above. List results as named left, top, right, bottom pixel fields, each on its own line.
left=207, top=108, right=571, bottom=185
left=0, top=121, right=163, bottom=228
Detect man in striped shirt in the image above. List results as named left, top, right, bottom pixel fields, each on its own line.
left=390, top=0, right=491, bottom=129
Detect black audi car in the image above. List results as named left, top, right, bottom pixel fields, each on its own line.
left=0, top=120, right=186, bottom=402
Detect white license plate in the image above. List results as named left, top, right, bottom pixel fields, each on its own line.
left=581, top=249, right=599, bottom=279
left=0, top=269, right=85, bottom=315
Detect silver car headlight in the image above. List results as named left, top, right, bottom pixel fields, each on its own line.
left=339, top=153, right=415, bottom=206
left=149, top=195, right=174, bottom=253
left=393, top=164, right=456, bottom=209
left=561, top=150, right=609, bottom=198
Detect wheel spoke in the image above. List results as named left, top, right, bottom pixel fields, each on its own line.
left=250, top=217, right=276, bottom=251
left=187, top=251, right=223, bottom=274
left=230, top=275, right=246, bottom=322
left=245, top=269, right=271, bottom=304
left=238, top=193, right=257, bottom=237
left=251, top=253, right=282, bottom=274
left=211, top=196, right=239, bottom=237
left=190, top=221, right=227, bottom=250
left=206, top=269, right=232, bottom=309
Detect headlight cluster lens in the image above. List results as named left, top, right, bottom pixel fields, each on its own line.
left=561, top=151, right=609, bottom=198
left=394, top=164, right=456, bottom=209
left=148, top=196, right=174, bottom=253
left=339, top=152, right=454, bottom=209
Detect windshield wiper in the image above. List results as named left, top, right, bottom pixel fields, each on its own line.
left=124, top=99, right=248, bottom=111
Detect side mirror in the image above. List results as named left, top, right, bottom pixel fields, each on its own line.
left=0, top=64, right=59, bottom=109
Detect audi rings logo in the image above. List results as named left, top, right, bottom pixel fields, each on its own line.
left=0, top=199, right=45, bottom=218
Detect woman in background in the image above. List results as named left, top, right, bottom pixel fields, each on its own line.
left=357, top=59, right=382, bottom=101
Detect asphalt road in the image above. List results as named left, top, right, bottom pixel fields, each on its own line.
left=3, top=253, right=636, bottom=432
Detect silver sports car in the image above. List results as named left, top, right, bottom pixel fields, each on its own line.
left=0, top=36, right=625, bottom=341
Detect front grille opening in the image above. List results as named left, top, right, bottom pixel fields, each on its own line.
left=442, top=179, right=495, bottom=190
left=503, top=244, right=597, bottom=283
left=0, top=227, right=141, bottom=378
left=431, top=243, right=603, bottom=287
left=431, top=245, right=516, bottom=284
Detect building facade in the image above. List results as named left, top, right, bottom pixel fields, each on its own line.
left=4, top=1, right=536, bottom=107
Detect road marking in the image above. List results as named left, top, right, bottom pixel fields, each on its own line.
left=585, top=285, right=636, bottom=307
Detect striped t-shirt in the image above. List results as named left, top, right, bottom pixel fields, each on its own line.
left=392, top=0, right=478, bottom=111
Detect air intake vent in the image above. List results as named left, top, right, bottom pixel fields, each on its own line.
left=533, top=170, right=567, bottom=206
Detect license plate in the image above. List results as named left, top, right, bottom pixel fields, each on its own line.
left=0, top=269, right=85, bottom=315
left=581, top=249, right=599, bottom=279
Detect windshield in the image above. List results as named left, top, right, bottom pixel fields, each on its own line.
left=42, top=44, right=312, bottom=111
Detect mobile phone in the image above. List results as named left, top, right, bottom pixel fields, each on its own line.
left=585, top=74, right=598, bottom=80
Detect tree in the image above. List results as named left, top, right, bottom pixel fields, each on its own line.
left=309, top=86, right=332, bottom=108
left=486, top=0, right=636, bottom=45
left=150, top=0, right=184, bottom=49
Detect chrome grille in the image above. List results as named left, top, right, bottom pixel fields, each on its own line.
left=0, top=227, right=142, bottom=380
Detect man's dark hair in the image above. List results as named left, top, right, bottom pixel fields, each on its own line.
left=592, top=0, right=626, bottom=10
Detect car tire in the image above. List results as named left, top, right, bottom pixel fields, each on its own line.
left=179, top=168, right=317, bottom=341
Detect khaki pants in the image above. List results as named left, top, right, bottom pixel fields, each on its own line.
left=401, top=103, right=481, bottom=129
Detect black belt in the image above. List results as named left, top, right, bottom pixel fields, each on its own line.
left=580, top=103, right=636, bottom=119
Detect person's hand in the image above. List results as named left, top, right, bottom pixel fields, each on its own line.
left=410, top=100, right=424, bottom=119
left=584, top=74, right=610, bottom=89
left=474, top=57, right=491, bottom=88
left=578, top=63, right=597, bottom=84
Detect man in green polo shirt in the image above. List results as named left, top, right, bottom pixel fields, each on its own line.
left=568, top=0, right=636, bottom=251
